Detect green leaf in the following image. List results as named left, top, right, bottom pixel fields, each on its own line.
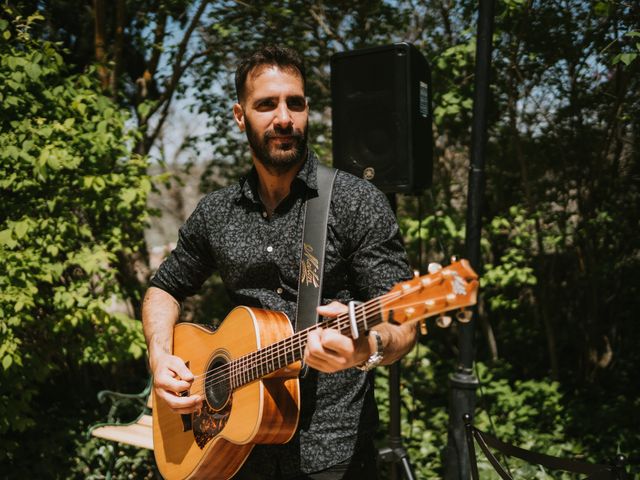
left=137, top=102, right=152, bottom=118
left=24, top=62, right=41, bottom=80
left=13, top=220, right=29, bottom=239
left=613, top=52, right=638, bottom=66
left=0, top=228, right=14, bottom=246
left=619, top=53, right=637, bottom=65
left=121, top=188, right=137, bottom=204
left=2, top=355, right=13, bottom=370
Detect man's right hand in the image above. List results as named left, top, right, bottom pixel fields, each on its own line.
left=151, top=352, right=203, bottom=414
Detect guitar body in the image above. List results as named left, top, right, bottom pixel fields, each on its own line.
left=151, top=259, right=479, bottom=480
left=153, top=306, right=301, bottom=480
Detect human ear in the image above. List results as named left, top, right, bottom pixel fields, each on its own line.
left=233, top=103, right=245, bottom=132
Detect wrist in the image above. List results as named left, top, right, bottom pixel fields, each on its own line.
left=356, top=330, right=384, bottom=371
left=148, top=347, right=170, bottom=370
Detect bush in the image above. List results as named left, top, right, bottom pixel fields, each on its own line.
left=0, top=7, right=149, bottom=468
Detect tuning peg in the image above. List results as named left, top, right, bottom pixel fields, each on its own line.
left=413, top=269, right=420, bottom=278
left=428, top=262, right=442, bottom=274
left=419, top=319, right=428, bottom=336
left=450, top=255, right=458, bottom=263
left=436, top=315, right=452, bottom=328
left=456, top=309, right=473, bottom=323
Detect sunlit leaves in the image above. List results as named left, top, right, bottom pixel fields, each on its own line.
left=0, top=8, right=150, bottom=458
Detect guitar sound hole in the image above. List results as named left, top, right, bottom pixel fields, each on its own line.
left=205, top=355, right=230, bottom=411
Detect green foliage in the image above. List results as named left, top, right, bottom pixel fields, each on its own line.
left=483, top=206, right=538, bottom=311
left=374, top=352, right=590, bottom=478
left=374, top=345, right=449, bottom=478
left=433, top=38, right=476, bottom=125
left=472, top=364, right=588, bottom=479
left=0, top=7, right=149, bottom=463
left=73, top=438, right=155, bottom=480
left=1, top=0, right=638, bottom=476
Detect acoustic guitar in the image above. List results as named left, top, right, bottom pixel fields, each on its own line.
left=152, top=260, right=478, bottom=480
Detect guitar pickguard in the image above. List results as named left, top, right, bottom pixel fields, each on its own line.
left=192, top=397, right=232, bottom=449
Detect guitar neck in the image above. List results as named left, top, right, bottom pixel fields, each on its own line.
left=227, top=260, right=479, bottom=390
left=229, top=300, right=384, bottom=389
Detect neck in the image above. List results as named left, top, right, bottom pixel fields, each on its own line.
left=253, top=156, right=304, bottom=214
left=228, top=298, right=386, bottom=389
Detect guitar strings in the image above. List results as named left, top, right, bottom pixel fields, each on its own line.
left=193, top=281, right=459, bottom=394
left=193, top=287, right=403, bottom=390
left=194, top=291, right=459, bottom=396
left=186, top=287, right=403, bottom=384
left=195, top=284, right=460, bottom=395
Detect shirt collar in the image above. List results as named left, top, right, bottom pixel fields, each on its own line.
left=237, top=149, right=319, bottom=203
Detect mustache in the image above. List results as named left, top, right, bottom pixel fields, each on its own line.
left=264, top=126, right=304, bottom=140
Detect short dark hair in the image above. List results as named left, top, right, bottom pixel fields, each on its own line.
left=235, top=46, right=306, bottom=103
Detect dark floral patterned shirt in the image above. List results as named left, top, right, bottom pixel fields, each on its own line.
left=151, top=150, right=412, bottom=476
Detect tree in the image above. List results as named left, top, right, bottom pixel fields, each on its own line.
left=3, top=0, right=639, bottom=476
left=0, top=6, right=149, bottom=465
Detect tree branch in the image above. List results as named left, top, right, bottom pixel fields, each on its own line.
left=145, top=47, right=213, bottom=153
left=139, top=0, right=209, bottom=131
left=148, top=7, right=168, bottom=78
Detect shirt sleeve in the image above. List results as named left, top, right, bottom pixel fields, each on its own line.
left=150, top=197, right=217, bottom=302
left=333, top=173, right=413, bottom=301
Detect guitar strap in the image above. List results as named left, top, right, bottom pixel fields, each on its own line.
left=294, top=164, right=337, bottom=338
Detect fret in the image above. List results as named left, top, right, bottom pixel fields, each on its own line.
left=362, top=304, right=368, bottom=331
left=242, top=358, right=248, bottom=385
left=271, top=347, right=276, bottom=372
left=257, top=355, right=262, bottom=379
left=250, top=363, right=257, bottom=384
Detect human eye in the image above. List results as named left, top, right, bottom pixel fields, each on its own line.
left=287, top=96, right=306, bottom=111
left=255, top=99, right=276, bottom=111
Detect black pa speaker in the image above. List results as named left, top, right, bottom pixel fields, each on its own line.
left=330, top=43, right=433, bottom=193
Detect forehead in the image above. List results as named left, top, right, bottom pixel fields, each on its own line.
left=244, top=65, right=304, bottom=100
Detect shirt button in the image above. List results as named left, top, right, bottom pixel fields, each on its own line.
left=262, top=211, right=267, bottom=218
left=266, top=246, right=273, bottom=253
left=276, top=287, right=283, bottom=295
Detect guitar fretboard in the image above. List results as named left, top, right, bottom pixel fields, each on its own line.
left=224, top=300, right=384, bottom=390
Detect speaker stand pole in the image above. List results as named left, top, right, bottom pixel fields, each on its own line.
left=445, top=0, right=494, bottom=478
left=379, top=361, right=417, bottom=480
left=378, top=193, right=417, bottom=480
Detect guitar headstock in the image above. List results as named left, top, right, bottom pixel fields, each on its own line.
left=382, top=259, right=479, bottom=328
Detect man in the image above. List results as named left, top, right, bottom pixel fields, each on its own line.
left=143, top=46, right=417, bottom=479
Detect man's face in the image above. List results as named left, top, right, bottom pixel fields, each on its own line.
left=233, top=66, right=308, bottom=174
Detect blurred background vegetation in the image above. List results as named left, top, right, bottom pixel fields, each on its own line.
left=0, top=0, right=638, bottom=478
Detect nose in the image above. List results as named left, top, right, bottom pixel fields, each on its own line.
left=274, top=101, right=293, bottom=129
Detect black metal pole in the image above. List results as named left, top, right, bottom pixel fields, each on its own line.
left=444, top=1, right=495, bottom=479
left=378, top=194, right=416, bottom=480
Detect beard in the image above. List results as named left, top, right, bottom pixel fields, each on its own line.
left=245, top=118, right=308, bottom=174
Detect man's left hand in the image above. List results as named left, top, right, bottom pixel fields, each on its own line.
left=303, top=301, right=372, bottom=373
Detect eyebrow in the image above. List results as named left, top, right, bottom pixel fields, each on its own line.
left=252, top=94, right=306, bottom=106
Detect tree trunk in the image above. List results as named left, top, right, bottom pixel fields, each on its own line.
left=506, top=28, right=559, bottom=379
left=93, top=0, right=109, bottom=91
left=110, top=0, right=126, bottom=97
